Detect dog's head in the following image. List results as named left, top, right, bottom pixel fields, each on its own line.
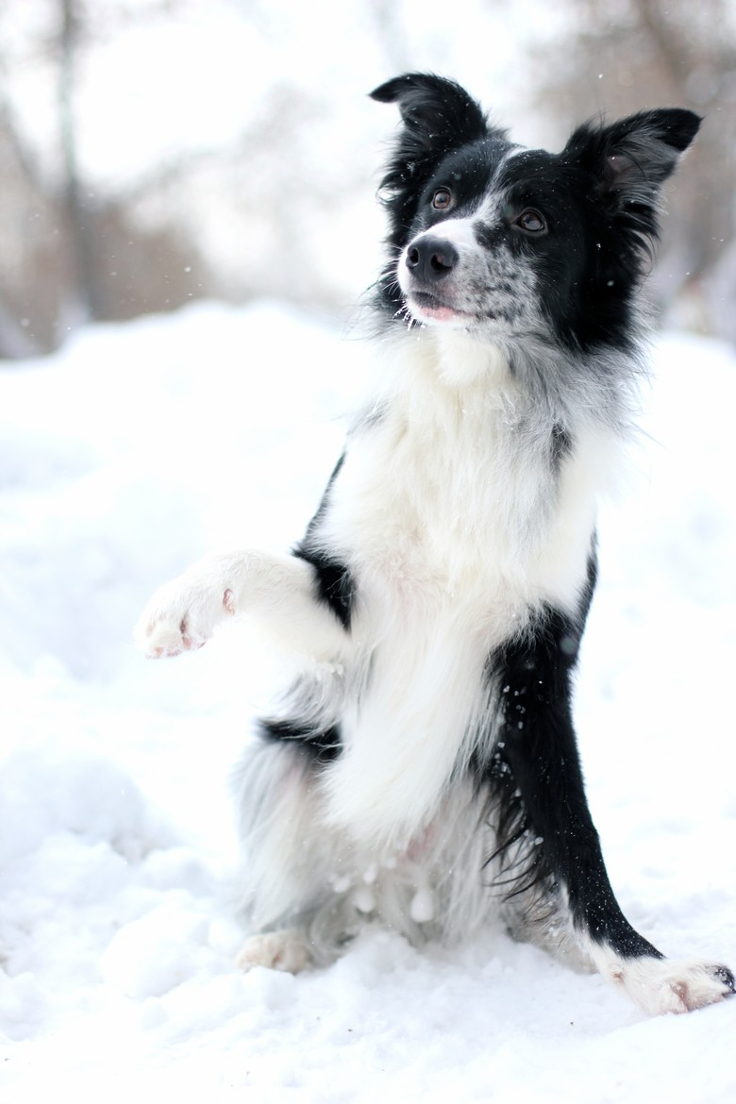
left=371, top=74, right=700, bottom=352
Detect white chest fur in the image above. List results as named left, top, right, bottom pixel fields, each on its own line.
left=324, top=332, right=608, bottom=614
left=315, top=330, right=615, bottom=845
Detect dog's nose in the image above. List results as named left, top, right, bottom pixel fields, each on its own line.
left=405, top=236, right=458, bottom=283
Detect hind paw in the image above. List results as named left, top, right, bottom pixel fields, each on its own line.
left=236, top=931, right=311, bottom=974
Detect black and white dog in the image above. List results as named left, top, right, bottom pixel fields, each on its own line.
left=137, top=74, right=734, bottom=1015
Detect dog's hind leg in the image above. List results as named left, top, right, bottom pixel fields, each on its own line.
left=485, top=602, right=735, bottom=1015
left=231, top=736, right=358, bottom=972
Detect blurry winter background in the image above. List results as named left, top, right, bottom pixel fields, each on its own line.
left=2, top=2, right=736, bottom=1101
left=3, top=0, right=736, bottom=354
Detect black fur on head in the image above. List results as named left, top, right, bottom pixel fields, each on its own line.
left=370, top=74, right=502, bottom=253
left=370, top=73, right=701, bottom=354
left=561, top=108, right=702, bottom=272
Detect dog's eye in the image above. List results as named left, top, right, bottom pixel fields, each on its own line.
left=432, top=188, right=453, bottom=211
left=516, top=209, right=547, bottom=234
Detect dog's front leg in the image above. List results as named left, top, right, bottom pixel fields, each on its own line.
left=135, top=550, right=351, bottom=662
left=494, top=612, right=735, bottom=1015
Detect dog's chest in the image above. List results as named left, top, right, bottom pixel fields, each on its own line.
left=326, top=386, right=556, bottom=602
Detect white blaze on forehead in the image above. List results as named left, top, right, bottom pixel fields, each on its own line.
left=473, top=191, right=506, bottom=224
left=403, top=141, right=530, bottom=257
left=469, top=144, right=531, bottom=223
left=403, top=143, right=529, bottom=259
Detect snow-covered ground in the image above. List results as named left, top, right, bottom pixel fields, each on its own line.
left=1, top=301, right=735, bottom=1102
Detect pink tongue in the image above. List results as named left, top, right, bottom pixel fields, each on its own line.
left=420, top=303, right=458, bottom=322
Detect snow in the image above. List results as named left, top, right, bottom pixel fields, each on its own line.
left=1, top=301, right=736, bottom=1102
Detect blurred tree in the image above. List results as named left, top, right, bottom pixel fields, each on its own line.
left=4, top=0, right=734, bottom=356
left=531, top=0, right=736, bottom=335
left=59, top=0, right=100, bottom=321
left=0, top=0, right=214, bottom=356
left=0, top=97, right=43, bottom=358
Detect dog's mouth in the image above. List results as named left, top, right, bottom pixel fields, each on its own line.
left=407, top=290, right=475, bottom=325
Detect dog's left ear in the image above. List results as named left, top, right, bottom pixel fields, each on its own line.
left=565, top=108, right=701, bottom=210
left=564, top=108, right=701, bottom=264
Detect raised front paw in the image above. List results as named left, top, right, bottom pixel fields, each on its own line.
left=135, top=568, right=236, bottom=658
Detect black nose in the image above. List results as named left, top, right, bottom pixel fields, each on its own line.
left=405, top=236, right=458, bottom=283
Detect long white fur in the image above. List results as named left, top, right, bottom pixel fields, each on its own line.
left=231, top=737, right=503, bottom=964
left=135, top=308, right=736, bottom=1016
left=137, top=325, right=617, bottom=849
left=314, top=328, right=615, bottom=844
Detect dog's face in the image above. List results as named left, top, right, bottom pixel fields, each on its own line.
left=394, top=141, right=589, bottom=338
left=372, top=75, right=700, bottom=353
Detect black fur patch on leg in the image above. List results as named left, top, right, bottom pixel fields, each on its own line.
left=477, top=550, right=661, bottom=960
left=259, top=718, right=342, bottom=764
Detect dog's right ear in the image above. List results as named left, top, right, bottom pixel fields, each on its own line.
left=371, top=74, right=492, bottom=244
left=370, top=73, right=489, bottom=153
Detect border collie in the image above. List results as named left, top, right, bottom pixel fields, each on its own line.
left=136, top=74, right=734, bottom=1015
